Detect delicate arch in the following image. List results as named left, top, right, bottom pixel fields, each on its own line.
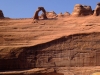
left=33, top=7, right=47, bottom=20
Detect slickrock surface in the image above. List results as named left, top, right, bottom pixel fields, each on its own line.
left=0, top=16, right=100, bottom=75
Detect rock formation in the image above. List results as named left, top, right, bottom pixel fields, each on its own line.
left=0, top=10, right=4, bottom=18
left=72, top=4, right=93, bottom=16
left=46, top=11, right=57, bottom=18
left=83, top=5, right=93, bottom=15
left=93, top=2, right=100, bottom=16
left=64, top=12, right=70, bottom=16
left=57, top=12, right=64, bottom=17
left=0, top=32, right=100, bottom=71
left=57, top=12, right=70, bottom=17
left=33, top=7, right=47, bottom=20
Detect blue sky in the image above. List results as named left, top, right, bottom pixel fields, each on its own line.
left=0, top=0, right=100, bottom=18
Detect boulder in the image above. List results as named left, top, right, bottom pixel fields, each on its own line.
left=93, top=2, right=100, bottom=16
left=72, top=4, right=93, bottom=16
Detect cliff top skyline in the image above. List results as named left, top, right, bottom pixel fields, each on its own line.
left=0, top=0, right=100, bottom=18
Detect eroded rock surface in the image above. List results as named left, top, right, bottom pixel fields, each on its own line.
left=0, top=32, right=100, bottom=71
left=72, top=4, right=93, bottom=16
left=93, top=2, right=100, bottom=16
left=46, top=11, right=57, bottom=18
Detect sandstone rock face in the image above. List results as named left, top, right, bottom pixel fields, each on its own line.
left=0, top=10, right=4, bottom=18
left=93, top=2, right=100, bottom=16
left=0, top=32, right=100, bottom=71
left=33, top=7, right=47, bottom=20
left=72, top=4, right=93, bottom=16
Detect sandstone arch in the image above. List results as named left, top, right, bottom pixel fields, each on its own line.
left=72, top=4, right=93, bottom=16
left=0, top=10, right=4, bottom=18
left=93, top=2, right=100, bottom=16
left=33, top=7, right=47, bottom=20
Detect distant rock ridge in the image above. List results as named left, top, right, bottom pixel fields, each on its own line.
left=33, top=2, right=100, bottom=20
left=0, top=2, right=100, bottom=19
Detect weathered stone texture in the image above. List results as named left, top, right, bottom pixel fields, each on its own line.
left=0, top=32, right=100, bottom=71
left=46, top=11, right=57, bottom=18
left=72, top=4, right=93, bottom=16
